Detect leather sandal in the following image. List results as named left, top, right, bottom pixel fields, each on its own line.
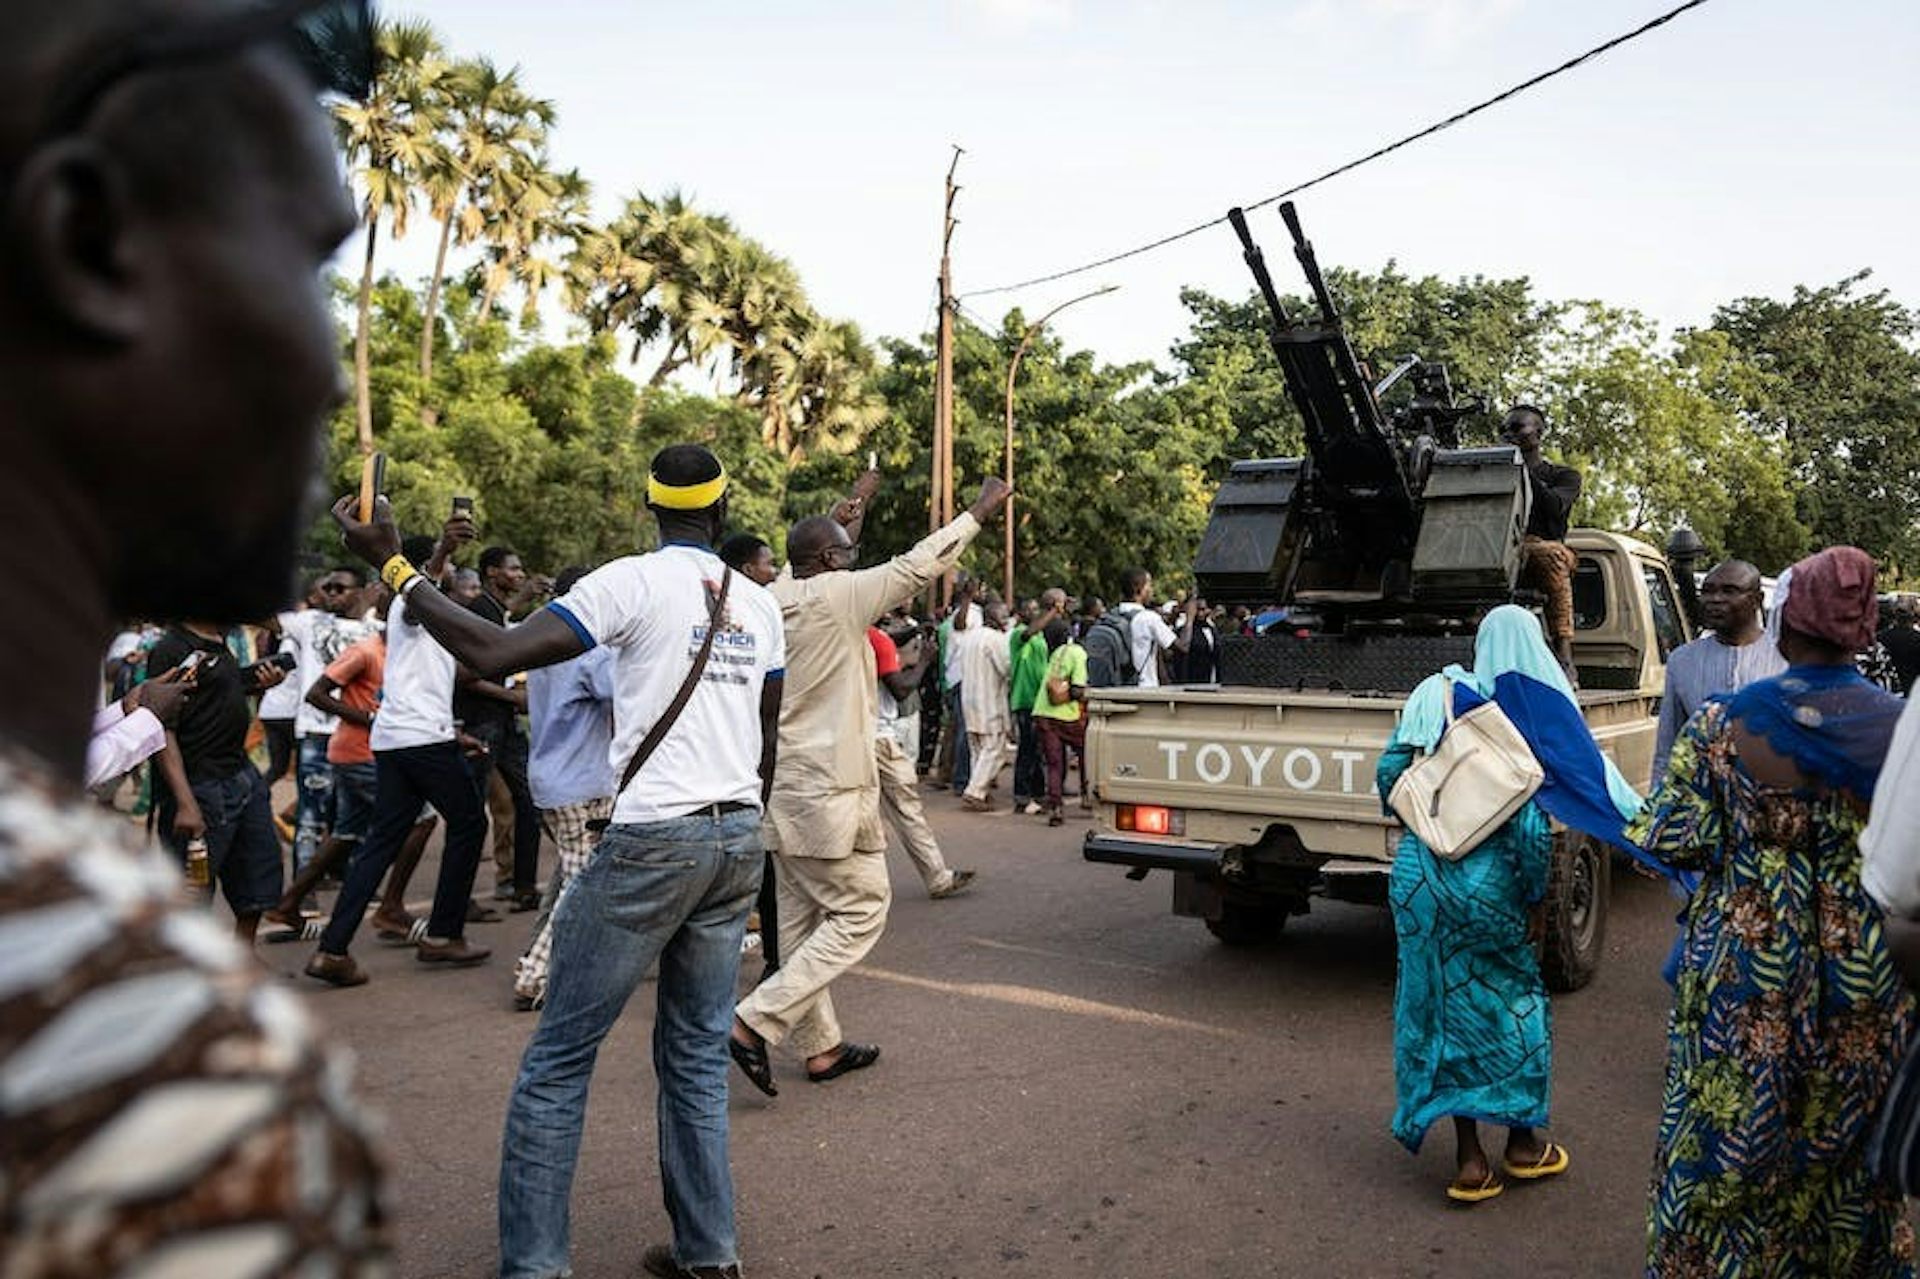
left=806, top=1041, right=880, bottom=1083
left=729, top=1025, right=777, bottom=1097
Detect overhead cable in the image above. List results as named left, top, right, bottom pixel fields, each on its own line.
left=961, top=0, right=1715, bottom=299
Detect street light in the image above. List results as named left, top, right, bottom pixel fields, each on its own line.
left=1001, top=284, right=1118, bottom=604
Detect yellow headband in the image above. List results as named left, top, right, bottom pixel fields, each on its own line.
left=647, top=468, right=728, bottom=511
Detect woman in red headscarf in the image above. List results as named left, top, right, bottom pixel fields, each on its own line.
left=1632, top=547, right=1915, bottom=1278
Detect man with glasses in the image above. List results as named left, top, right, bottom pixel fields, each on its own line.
left=729, top=477, right=1009, bottom=1094
left=279, top=565, right=370, bottom=896
left=0, top=1, right=385, bottom=1272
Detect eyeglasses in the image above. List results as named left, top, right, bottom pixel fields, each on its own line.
left=38, top=0, right=376, bottom=142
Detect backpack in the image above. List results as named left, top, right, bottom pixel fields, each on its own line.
left=1083, top=611, right=1138, bottom=688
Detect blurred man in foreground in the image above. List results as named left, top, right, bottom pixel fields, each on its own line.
left=0, top=1, right=385, bottom=1270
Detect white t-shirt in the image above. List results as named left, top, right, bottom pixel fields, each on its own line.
left=283, top=610, right=368, bottom=737
left=369, top=598, right=457, bottom=752
left=548, top=545, right=785, bottom=825
left=255, top=630, right=303, bottom=722
left=1117, top=602, right=1178, bottom=689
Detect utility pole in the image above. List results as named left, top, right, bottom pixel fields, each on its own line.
left=932, top=145, right=962, bottom=608
left=1001, top=283, right=1118, bottom=605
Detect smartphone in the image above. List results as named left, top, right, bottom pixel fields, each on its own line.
left=179, top=650, right=219, bottom=676
left=867, top=451, right=877, bottom=471
left=451, top=495, right=474, bottom=518
left=267, top=651, right=298, bottom=672
left=359, top=451, right=387, bottom=523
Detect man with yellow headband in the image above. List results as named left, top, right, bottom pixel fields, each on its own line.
left=728, top=474, right=1011, bottom=1096
left=333, top=443, right=785, bottom=1279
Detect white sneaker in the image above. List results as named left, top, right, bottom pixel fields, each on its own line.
left=1021, top=801, right=1043, bottom=816
left=740, top=932, right=763, bottom=956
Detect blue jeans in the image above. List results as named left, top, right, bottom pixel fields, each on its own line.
left=293, top=734, right=335, bottom=874
left=160, top=766, right=283, bottom=914
left=497, top=808, right=763, bottom=1278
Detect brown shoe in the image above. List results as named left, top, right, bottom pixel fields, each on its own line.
left=416, top=936, right=491, bottom=967
left=641, top=1243, right=741, bottom=1278
left=961, top=794, right=996, bottom=813
left=929, top=869, right=977, bottom=900
left=304, top=951, right=368, bottom=987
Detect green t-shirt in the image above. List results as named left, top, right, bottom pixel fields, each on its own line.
left=1033, top=642, right=1089, bottom=721
left=1008, top=626, right=1051, bottom=713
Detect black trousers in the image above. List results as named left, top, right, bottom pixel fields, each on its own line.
left=320, top=741, right=487, bottom=953
left=468, top=719, right=541, bottom=894
left=1013, top=709, right=1045, bottom=802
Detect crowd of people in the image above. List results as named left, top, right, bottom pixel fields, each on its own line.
left=9, top=6, right=1920, bottom=1279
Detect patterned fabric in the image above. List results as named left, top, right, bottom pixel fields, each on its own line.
left=1378, top=742, right=1553, bottom=1152
left=1631, top=703, right=1916, bottom=1279
left=515, top=797, right=613, bottom=1003
left=0, top=748, right=388, bottom=1276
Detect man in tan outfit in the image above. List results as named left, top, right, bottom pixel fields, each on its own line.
left=730, top=477, right=1010, bottom=1092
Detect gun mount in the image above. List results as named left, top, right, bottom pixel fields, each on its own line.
left=1194, top=203, right=1526, bottom=627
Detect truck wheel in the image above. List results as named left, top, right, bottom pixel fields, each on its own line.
left=1540, top=833, right=1609, bottom=993
left=1205, top=900, right=1288, bottom=947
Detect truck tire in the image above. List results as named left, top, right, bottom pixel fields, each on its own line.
left=1540, top=833, right=1608, bottom=993
left=1205, top=900, right=1289, bottom=947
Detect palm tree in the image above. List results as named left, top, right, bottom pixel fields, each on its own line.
left=571, top=190, right=735, bottom=384
left=418, top=60, right=554, bottom=391
left=335, top=18, right=447, bottom=452
left=477, top=163, right=592, bottom=324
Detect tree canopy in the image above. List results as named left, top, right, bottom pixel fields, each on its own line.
left=328, top=16, right=1920, bottom=594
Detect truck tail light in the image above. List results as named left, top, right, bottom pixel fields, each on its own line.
left=1117, top=804, right=1183, bottom=836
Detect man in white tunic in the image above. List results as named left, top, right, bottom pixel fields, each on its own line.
left=731, top=478, right=1010, bottom=1089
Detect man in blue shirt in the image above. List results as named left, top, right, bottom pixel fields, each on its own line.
left=1653, top=559, right=1785, bottom=780
left=513, top=564, right=617, bottom=1011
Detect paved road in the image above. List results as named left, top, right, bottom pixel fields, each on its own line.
left=277, top=796, right=1698, bottom=1278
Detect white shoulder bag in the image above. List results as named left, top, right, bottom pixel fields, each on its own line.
left=1388, top=681, right=1545, bottom=860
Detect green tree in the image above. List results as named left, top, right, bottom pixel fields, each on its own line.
left=1706, top=273, right=1920, bottom=579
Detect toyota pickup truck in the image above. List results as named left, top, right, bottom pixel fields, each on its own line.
left=1082, top=529, right=1693, bottom=991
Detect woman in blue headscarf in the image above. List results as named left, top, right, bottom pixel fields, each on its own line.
left=1634, top=547, right=1914, bottom=1279
left=1379, top=605, right=1643, bottom=1203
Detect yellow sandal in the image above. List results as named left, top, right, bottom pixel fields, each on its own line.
left=1503, top=1142, right=1570, bottom=1181
left=1445, top=1169, right=1506, bottom=1204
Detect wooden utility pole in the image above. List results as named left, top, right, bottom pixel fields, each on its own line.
left=933, top=146, right=962, bottom=607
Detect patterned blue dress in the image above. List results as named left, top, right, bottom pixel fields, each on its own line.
left=1633, top=702, right=1916, bottom=1278
left=1379, top=743, right=1554, bottom=1151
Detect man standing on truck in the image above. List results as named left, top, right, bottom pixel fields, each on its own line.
left=1502, top=406, right=1582, bottom=676
left=1653, top=560, right=1785, bottom=779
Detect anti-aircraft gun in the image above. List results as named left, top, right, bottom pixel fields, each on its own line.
left=1194, top=203, right=1533, bottom=689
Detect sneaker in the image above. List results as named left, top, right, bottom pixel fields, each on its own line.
left=740, top=932, right=763, bottom=956
left=492, top=881, right=516, bottom=901
left=641, top=1242, right=741, bottom=1279
left=930, top=869, right=977, bottom=900
left=961, top=794, right=997, bottom=813
left=1048, top=809, right=1064, bottom=828
left=1021, top=801, right=1044, bottom=816
left=416, top=936, right=491, bottom=967
left=304, top=951, right=368, bottom=987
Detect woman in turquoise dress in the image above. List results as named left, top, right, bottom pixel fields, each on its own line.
left=1632, top=548, right=1914, bottom=1278
left=1380, top=606, right=1645, bottom=1202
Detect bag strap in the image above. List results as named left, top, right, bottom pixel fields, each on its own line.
left=611, top=564, right=733, bottom=800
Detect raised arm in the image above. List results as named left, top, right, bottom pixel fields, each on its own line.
left=838, top=479, right=1011, bottom=624
left=332, top=496, right=585, bottom=679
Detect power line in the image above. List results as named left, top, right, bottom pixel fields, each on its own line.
left=962, top=0, right=1715, bottom=299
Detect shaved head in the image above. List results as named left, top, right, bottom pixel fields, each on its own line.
left=1700, top=559, right=1765, bottom=640
left=787, top=516, right=852, bottom=578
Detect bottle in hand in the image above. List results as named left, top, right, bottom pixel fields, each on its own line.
left=184, top=837, right=211, bottom=890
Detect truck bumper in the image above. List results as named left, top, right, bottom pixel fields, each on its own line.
left=1083, top=833, right=1227, bottom=874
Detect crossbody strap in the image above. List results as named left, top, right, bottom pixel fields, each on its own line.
left=613, top=565, right=734, bottom=800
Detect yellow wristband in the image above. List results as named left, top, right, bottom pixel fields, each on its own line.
left=380, top=554, right=418, bottom=593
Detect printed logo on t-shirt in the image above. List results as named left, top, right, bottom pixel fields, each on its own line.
left=692, top=578, right=761, bottom=687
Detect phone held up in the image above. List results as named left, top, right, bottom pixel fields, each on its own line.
left=451, top=495, right=474, bottom=519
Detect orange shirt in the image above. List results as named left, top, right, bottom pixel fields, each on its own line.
left=323, top=635, right=385, bottom=765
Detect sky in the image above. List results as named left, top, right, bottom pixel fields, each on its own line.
left=368, top=0, right=1920, bottom=375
